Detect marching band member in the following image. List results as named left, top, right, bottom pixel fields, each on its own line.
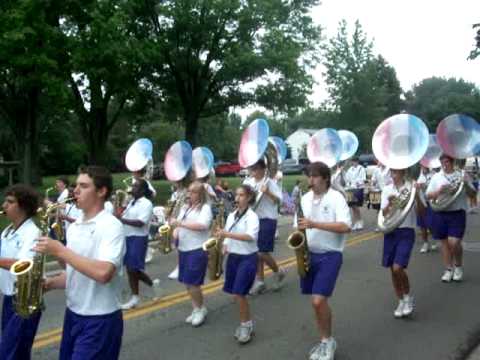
left=172, top=181, right=212, bottom=327
left=132, top=167, right=157, bottom=198
left=380, top=169, right=416, bottom=318
left=297, top=162, right=351, bottom=360
left=35, top=166, right=126, bottom=360
left=56, top=176, right=70, bottom=204
left=426, top=154, right=475, bottom=282
left=0, top=184, right=42, bottom=360
left=244, top=159, right=286, bottom=295
left=217, top=184, right=259, bottom=344
left=344, top=157, right=367, bottom=230
left=416, top=166, right=436, bottom=253
left=119, top=179, right=156, bottom=310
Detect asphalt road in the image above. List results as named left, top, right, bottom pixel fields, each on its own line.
left=27, top=207, right=480, bottom=359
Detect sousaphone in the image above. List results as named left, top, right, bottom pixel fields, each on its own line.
left=431, top=114, right=480, bottom=211
left=372, top=114, right=429, bottom=233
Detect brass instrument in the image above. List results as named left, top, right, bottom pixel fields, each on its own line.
left=44, top=187, right=54, bottom=202
left=430, top=170, right=465, bottom=211
left=202, top=201, right=225, bottom=281
left=286, top=189, right=309, bottom=278
left=158, top=189, right=187, bottom=254
left=9, top=202, right=64, bottom=318
left=377, top=183, right=416, bottom=233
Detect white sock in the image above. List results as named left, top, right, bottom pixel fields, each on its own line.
left=403, top=294, right=410, bottom=301
left=131, top=295, right=140, bottom=302
left=241, top=320, right=253, bottom=328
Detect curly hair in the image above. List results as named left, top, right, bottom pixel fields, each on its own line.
left=5, top=184, right=40, bottom=218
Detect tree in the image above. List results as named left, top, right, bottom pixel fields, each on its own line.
left=132, top=0, right=321, bottom=146
left=404, top=77, right=480, bottom=130
left=61, top=0, right=153, bottom=165
left=0, top=0, right=65, bottom=184
left=322, top=20, right=403, bottom=151
left=468, top=23, right=480, bottom=60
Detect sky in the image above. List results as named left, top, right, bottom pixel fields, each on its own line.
left=309, top=0, right=480, bottom=105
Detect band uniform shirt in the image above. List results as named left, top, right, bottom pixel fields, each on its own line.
left=371, top=166, right=392, bottom=190
left=176, top=203, right=212, bottom=252
left=426, top=170, right=468, bottom=211
left=300, top=189, right=352, bottom=253
left=243, top=177, right=282, bottom=220
left=223, top=208, right=259, bottom=255
left=57, top=188, right=69, bottom=203
left=0, top=219, right=40, bottom=296
left=345, top=165, right=367, bottom=189
left=104, top=201, right=114, bottom=214
left=64, top=203, right=83, bottom=233
left=380, top=182, right=416, bottom=229
left=122, top=197, right=153, bottom=237
left=65, top=209, right=125, bottom=316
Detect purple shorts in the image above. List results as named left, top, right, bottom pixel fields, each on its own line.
left=60, top=308, right=123, bottom=360
left=0, top=295, right=42, bottom=360
left=348, top=189, right=364, bottom=207
left=178, top=248, right=208, bottom=286
left=382, top=228, right=415, bottom=268
left=223, top=253, right=258, bottom=296
left=124, top=235, right=148, bottom=271
left=300, top=251, right=343, bottom=297
left=416, top=205, right=433, bottom=229
left=258, top=218, right=277, bottom=253
left=431, top=210, right=466, bottom=240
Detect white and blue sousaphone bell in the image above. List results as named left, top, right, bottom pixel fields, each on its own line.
left=372, top=113, right=430, bottom=233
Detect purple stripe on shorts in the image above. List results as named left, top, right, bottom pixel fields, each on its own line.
left=382, top=227, right=415, bottom=268
left=300, top=251, right=343, bottom=297
left=178, top=248, right=208, bottom=286
left=124, top=235, right=148, bottom=271
left=431, top=209, right=466, bottom=240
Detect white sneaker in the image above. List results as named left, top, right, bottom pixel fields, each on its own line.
left=402, top=295, right=414, bottom=316
left=420, top=243, right=430, bottom=253
left=168, top=266, right=179, bottom=280
left=249, top=280, right=266, bottom=295
left=430, top=243, right=438, bottom=251
left=453, top=267, right=463, bottom=282
left=272, top=268, right=286, bottom=291
left=394, top=299, right=405, bottom=318
left=185, top=309, right=195, bottom=324
left=234, top=324, right=254, bottom=344
left=120, top=295, right=140, bottom=310
left=351, top=222, right=359, bottom=231
left=309, top=338, right=337, bottom=360
left=356, top=221, right=364, bottom=230
left=441, top=269, right=453, bottom=282
left=191, top=307, right=207, bottom=327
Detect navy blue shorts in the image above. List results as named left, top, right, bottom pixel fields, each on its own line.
left=178, top=248, right=208, bottom=286
left=348, top=189, right=364, bottom=207
left=59, top=308, right=123, bottom=360
left=223, top=253, right=258, bottom=296
left=431, top=210, right=466, bottom=240
left=124, top=235, right=148, bottom=271
left=382, top=228, right=415, bottom=268
left=258, top=218, right=277, bottom=253
left=0, top=295, right=42, bottom=360
left=417, top=205, right=433, bottom=229
left=300, top=251, right=343, bottom=297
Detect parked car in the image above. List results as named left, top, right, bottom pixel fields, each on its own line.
left=214, top=161, right=242, bottom=177
left=281, top=158, right=305, bottom=174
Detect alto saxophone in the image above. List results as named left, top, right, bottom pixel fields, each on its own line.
left=286, top=190, right=309, bottom=278
left=202, top=201, right=225, bottom=281
left=158, top=190, right=187, bottom=254
left=9, top=203, right=63, bottom=318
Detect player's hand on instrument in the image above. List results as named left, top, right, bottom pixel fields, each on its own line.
left=33, top=236, right=65, bottom=257
left=215, top=228, right=225, bottom=238
left=43, top=278, right=54, bottom=292
left=298, top=217, right=312, bottom=230
left=222, top=244, right=228, bottom=255
left=260, top=184, right=268, bottom=193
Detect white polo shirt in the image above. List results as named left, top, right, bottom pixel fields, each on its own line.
left=345, top=165, right=367, bottom=189
left=176, top=203, right=212, bottom=251
left=243, top=177, right=282, bottom=220
left=371, top=166, right=392, bottom=190
left=64, top=203, right=83, bottom=232
left=122, top=197, right=153, bottom=237
left=104, top=201, right=114, bottom=215
left=300, top=189, right=352, bottom=253
left=380, top=182, right=416, bottom=229
left=223, top=208, right=259, bottom=255
left=57, top=188, right=69, bottom=203
left=426, top=170, right=467, bottom=211
left=65, top=210, right=125, bottom=315
left=0, top=219, right=40, bottom=296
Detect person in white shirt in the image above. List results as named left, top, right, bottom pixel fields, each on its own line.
left=296, top=162, right=351, bottom=360
left=35, top=166, right=126, bottom=360
left=132, top=168, right=157, bottom=199
left=118, top=179, right=155, bottom=310
left=370, top=161, right=391, bottom=212
left=380, top=169, right=417, bottom=319
left=0, top=184, right=42, bottom=360
left=243, top=159, right=286, bottom=295
left=344, top=158, right=367, bottom=230
left=217, top=184, right=259, bottom=344
left=56, top=176, right=70, bottom=203
left=416, top=166, right=437, bottom=253
left=171, top=181, right=212, bottom=327
left=426, top=154, right=476, bottom=283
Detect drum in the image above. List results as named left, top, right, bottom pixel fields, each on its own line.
left=345, top=189, right=355, bottom=204
left=369, top=189, right=381, bottom=206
